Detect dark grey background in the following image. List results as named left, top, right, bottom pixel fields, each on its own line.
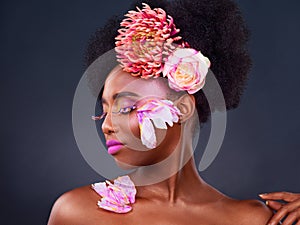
left=1, top=0, right=299, bottom=224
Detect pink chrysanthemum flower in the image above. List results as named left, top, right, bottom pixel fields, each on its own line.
left=115, top=3, right=183, bottom=79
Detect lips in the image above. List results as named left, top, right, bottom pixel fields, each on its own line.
left=106, top=140, right=124, bottom=155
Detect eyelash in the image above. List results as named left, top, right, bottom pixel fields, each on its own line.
left=117, top=105, right=137, bottom=114
left=92, top=105, right=137, bottom=121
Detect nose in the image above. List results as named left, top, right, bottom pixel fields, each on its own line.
left=101, top=112, right=115, bottom=135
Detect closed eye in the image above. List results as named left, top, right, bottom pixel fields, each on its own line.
left=92, top=105, right=137, bottom=121
left=116, top=105, right=137, bottom=114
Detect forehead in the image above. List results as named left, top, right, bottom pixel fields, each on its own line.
left=102, top=66, right=170, bottom=101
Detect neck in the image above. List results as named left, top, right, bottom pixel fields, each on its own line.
left=129, top=117, right=216, bottom=204
left=130, top=157, right=207, bottom=204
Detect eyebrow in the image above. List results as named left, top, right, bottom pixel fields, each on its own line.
left=101, top=91, right=140, bottom=104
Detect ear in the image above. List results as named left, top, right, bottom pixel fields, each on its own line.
left=175, top=94, right=196, bottom=123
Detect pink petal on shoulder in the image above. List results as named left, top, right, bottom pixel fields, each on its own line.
left=97, top=198, right=132, bottom=213
left=91, top=182, right=108, bottom=197
left=114, top=176, right=137, bottom=203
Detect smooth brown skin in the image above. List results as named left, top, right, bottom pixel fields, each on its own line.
left=48, top=67, right=273, bottom=225
left=259, top=192, right=300, bottom=225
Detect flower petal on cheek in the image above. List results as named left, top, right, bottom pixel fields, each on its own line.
left=151, top=117, right=168, bottom=129
left=136, top=99, right=182, bottom=149
left=155, top=107, right=174, bottom=127
left=139, top=115, right=157, bottom=149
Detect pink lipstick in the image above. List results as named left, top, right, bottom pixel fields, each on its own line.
left=106, top=140, right=124, bottom=155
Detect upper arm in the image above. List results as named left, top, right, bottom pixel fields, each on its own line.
left=47, top=192, right=77, bottom=225
left=240, top=200, right=274, bottom=225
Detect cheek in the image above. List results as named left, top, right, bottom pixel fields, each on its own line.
left=129, top=113, right=140, bottom=138
left=119, top=113, right=150, bottom=151
left=155, top=128, right=167, bottom=145
left=129, top=112, right=167, bottom=147
left=129, top=113, right=167, bottom=141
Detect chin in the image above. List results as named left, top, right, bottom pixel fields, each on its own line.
left=114, top=157, right=140, bottom=170
left=111, top=144, right=169, bottom=168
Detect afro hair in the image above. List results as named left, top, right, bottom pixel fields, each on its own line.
left=84, top=0, right=252, bottom=124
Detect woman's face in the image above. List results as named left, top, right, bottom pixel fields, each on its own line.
left=101, top=66, right=181, bottom=168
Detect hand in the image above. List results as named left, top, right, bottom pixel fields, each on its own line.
left=259, top=192, right=300, bottom=225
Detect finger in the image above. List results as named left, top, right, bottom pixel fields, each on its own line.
left=268, top=200, right=300, bottom=225
left=267, top=208, right=287, bottom=225
left=266, top=200, right=284, bottom=211
left=296, top=220, right=300, bottom=225
left=281, top=211, right=300, bottom=225
left=259, top=192, right=300, bottom=202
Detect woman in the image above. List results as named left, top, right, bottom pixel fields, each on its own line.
left=48, top=0, right=300, bottom=224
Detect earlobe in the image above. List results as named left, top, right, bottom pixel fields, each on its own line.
left=175, top=94, right=196, bottom=123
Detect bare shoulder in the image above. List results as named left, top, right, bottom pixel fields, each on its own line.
left=232, top=199, right=273, bottom=225
left=47, top=185, right=100, bottom=225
